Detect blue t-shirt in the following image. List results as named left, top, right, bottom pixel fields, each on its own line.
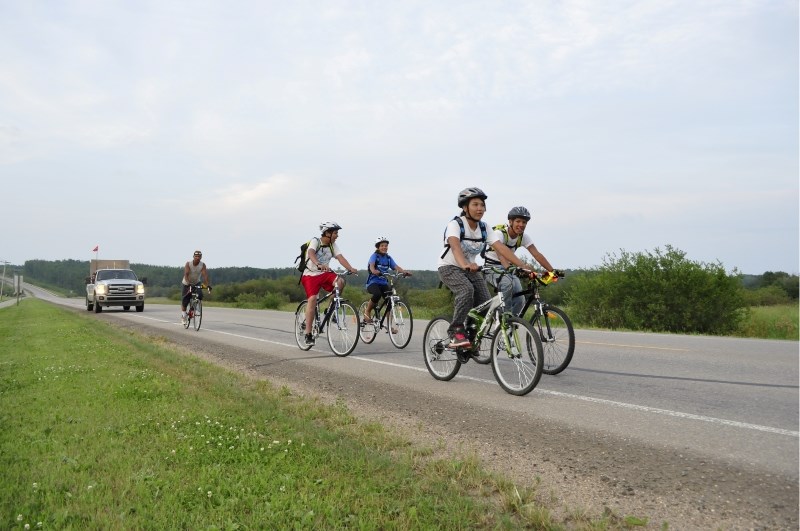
left=366, top=252, right=397, bottom=287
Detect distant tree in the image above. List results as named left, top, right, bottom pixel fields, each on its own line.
left=567, top=245, right=746, bottom=335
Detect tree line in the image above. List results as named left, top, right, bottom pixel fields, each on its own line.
left=18, top=247, right=799, bottom=336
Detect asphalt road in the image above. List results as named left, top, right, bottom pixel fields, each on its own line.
left=17, top=284, right=800, bottom=527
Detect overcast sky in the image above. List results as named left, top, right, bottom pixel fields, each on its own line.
left=1, top=1, right=797, bottom=275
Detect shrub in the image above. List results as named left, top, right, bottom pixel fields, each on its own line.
left=567, top=245, right=746, bottom=335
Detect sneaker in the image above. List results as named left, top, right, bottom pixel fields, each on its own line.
left=181, top=314, right=187, bottom=325
left=304, top=333, right=315, bottom=346
left=447, top=328, right=472, bottom=349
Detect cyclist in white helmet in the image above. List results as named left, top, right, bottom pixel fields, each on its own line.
left=300, top=221, right=358, bottom=346
left=438, top=187, right=534, bottom=349
left=363, top=236, right=411, bottom=323
left=483, top=206, right=557, bottom=316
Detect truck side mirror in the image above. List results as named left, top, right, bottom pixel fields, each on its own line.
left=141, top=277, right=148, bottom=285
left=85, top=276, right=91, bottom=284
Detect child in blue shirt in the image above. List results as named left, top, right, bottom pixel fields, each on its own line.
left=364, top=236, right=411, bottom=322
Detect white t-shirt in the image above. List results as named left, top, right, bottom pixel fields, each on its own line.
left=437, top=217, right=499, bottom=268
left=303, top=238, right=342, bottom=276
left=483, top=226, right=535, bottom=264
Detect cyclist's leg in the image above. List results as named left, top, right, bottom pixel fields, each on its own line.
left=364, top=284, right=382, bottom=321
left=180, top=284, right=191, bottom=312
left=300, top=275, right=322, bottom=335
left=438, top=265, right=475, bottom=328
left=510, top=276, right=524, bottom=317
left=468, top=269, right=492, bottom=309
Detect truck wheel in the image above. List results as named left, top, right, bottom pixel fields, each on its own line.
left=94, top=297, right=102, bottom=313
left=86, top=297, right=93, bottom=311
left=123, top=306, right=130, bottom=311
left=136, top=304, right=144, bottom=313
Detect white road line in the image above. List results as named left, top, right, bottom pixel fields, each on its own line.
left=127, top=315, right=800, bottom=439
left=351, top=356, right=799, bottom=438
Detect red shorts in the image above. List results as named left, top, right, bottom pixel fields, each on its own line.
left=301, top=272, right=337, bottom=298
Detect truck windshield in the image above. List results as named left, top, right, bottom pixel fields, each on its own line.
left=96, top=270, right=137, bottom=281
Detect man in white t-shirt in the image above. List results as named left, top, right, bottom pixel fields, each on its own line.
left=438, top=187, right=534, bottom=350
left=483, top=206, right=556, bottom=316
left=300, top=221, right=358, bottom=346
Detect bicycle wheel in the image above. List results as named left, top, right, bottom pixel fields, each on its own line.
left=491, top=316, right=543, bottom=396
left=531, top=305, right=575, bottom=375
left=358, top=301, right=377, bottom=344
left=294, top=301, right=313, bottom=351
left=388, top=300, right=413, bottom=349
left=327, top=301, right=360, bottom=357
left=193, top=300, right=203, bottom=331
left=422, top=316, right=461, bottom=381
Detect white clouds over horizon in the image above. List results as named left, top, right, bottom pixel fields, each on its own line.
left=0, top=0, right=797, bottom=274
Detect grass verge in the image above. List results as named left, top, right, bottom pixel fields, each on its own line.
left=2, top=299, right=637, bottom=529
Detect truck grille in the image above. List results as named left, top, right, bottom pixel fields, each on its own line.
left=107, top=284, right=135, bottom=299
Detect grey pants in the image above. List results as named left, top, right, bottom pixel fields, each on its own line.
left=484, top=269, right=524, bottom=316
left=438, top=265, right=491, bottom=328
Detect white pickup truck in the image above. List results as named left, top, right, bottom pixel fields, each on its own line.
left=85, top=260, right=146, bottom=313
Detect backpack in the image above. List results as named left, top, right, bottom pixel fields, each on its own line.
left=295, top=237, right=329, bottom=275
left=483, top=224, right=522, bottom=265
left=440, top=216, right=487, bottom=259
left=493, top=224, right=523, bottom=250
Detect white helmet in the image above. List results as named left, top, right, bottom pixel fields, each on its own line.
left=374, top=236, right=389, bottom=247
left=319, top=221, right=342, bottom=234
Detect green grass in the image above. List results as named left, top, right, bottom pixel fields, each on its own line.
left=734, top=304, right=799, bottom=340
left=3, top=299, right=646, bottom=529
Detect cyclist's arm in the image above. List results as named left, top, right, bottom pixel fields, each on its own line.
left=334, top=254, right=358, bottom=274
left=446, top=235, right=477, bottom=271
left=491, top=241, right=529, bottom=270
left=525, top=244, right=554, bottom=272
left=182, top=262, right=191, bottom=284
left=368, top=258, right=381, bottom=276
left=395, top=265, right=411, bottom=275
left=201, top=264, right=211, bottom=287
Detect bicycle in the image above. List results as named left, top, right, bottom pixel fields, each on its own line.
left=184, top=283, right=208, bottom=331
left=294, top=271, right=360, bottom=356
left=358, top=271, right=413, bottom=349
left=514, top=270, right=575, bottom=375
left=422, top=266, right=544, bottom=396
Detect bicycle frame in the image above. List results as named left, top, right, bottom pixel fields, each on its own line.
left=467, top=270, right=520, bottom=352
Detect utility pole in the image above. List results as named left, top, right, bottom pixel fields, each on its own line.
left=0, top=260, right=8, bottom=302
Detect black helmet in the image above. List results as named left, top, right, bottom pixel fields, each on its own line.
left=507, top=206, right=531, bottom=221
left=457, top=187, right=488, bottom=208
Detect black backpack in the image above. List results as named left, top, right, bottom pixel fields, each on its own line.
left=295, top=237, right=329, bottom=275
left=440, top=216, right=488, bottom=258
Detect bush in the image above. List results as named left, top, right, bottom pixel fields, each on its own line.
left=567, top=245, right=746, bottom=335
left=742, top=285, right=792, bottom=306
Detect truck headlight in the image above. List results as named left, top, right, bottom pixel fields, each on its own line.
left=136, top=284, right=145, bottom=295
left=96, top=285, right=107, bottom=295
